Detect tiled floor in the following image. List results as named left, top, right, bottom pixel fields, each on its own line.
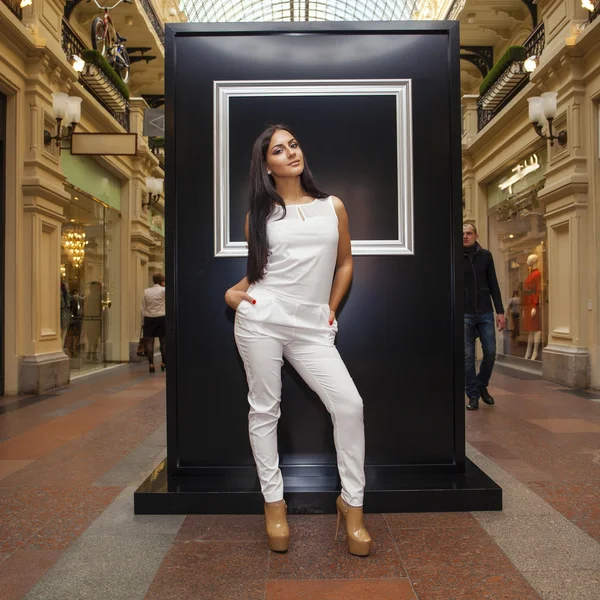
left=1, top=365, right=599, bottom=599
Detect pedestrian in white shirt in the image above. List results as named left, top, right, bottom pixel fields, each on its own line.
left=141, top=273, right=166, bottom=373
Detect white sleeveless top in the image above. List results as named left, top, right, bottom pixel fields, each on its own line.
left=243, top=196, right=339, bottom=328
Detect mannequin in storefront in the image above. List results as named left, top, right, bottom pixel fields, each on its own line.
left=523, top=254, right=542, bottom=360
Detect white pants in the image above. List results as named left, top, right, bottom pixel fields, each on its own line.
left=234, top=300, right=366, bottom=507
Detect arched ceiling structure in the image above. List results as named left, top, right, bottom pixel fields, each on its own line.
left=180, top=0, right=419, bottom=22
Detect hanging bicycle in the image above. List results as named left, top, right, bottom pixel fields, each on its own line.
left=88, top=0, right=132, bottom=83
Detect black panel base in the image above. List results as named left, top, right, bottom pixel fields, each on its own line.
left=134, top=458, right=502, bottom=514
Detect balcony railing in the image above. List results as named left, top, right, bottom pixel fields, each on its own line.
left=2, top=0, right=22, bottom=19
left=140, top=0, right=164, bottom=46
left=477, top=21, right=545, bottom=132
left=148, top=136, right=165, bottom=169
left=61, top=18, right=130, bottom=132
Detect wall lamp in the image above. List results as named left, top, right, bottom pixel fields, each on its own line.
left=68, top=54, right=86, bottom=73
left=44, top=92, right=82, bottom=148
left=19, top=0, right=32, bottom=6
left=527, top=92, right=567, bottom=147
left=523, top=55, right=538, bottom=73
left=143, top=176, right=164, bottom=209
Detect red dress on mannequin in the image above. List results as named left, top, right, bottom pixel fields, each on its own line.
left=522, top=268, right=541, bottom=332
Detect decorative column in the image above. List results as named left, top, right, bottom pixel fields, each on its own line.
left=127, top=98, right=163, bottom=360
left=534, top=52, right=591, bottom=388
left=19, top=57, right=75, bottom=392
left=128, top=144, right=159, bottom=361
left=461, top=94, right=479, bottom=149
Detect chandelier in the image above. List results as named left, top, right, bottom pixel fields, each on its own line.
left=62, top=226, right=88, bottom=268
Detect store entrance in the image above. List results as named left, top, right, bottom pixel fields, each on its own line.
left=488, top=156, right=548, bottom=367
left=61, top=186, right=121, bottom=375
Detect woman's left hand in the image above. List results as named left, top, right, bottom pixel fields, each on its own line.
left=328, top=310, right=336, bottom=326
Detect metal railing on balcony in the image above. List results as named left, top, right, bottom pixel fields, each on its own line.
left=148, top=137, right=165, bottom=169
left=2, top=0, right=22, bottom=19
left=477, top=21, right=545, bottom=132
left=525, top=21, right=545, bottom=63
left=140, top=0, right=164, bottom=46
left=61, top=18, right=130, bottom=132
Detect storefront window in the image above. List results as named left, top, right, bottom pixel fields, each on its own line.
left=61, top=186, right=121, bottom=375
left=487, top=148, right=548, bottom=363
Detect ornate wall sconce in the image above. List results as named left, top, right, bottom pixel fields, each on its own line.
left=44, top=92, right=82, bottom=148
left=143, top=177, right=164, bottom=209
left=527, top=92, right=567, bottom=147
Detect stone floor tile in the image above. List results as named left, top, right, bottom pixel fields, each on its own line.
left=523, top=569, right=600, bottom=600
left=94, top=445, right=166, bottom=487
left=26, top=486, right=122, bottom=551
left=469, top=440, right=521, bottom=459
left=493, top=458, right=555, bottom=482
left=385, top=512, right=479, bottom=529
left=266, top=578, right=417, bottom=599
left=0, top=362, right=597, bottom=600
left=268, top=514, right=405, bottom=580
left=0, top=548, right=62, bottom=600
left=175, top=514, right=266, bottom=542
left=26, top=532, right=176, bottom=600
left=475, top=515, right=600, bottom=572
left=0, top=486, right=79, bottom=554
left=527, top=481, right=600, bottom=542
left=145, top=541, right=268, bottom=600
left=393, top=526, right=514, bottom=575
left=408, top=569, right=541, bottom=600
left=527, top=418, right=600, bottom=433
left=0, top=459, right=33, bottom=481
left=84, top=486, right=185, bottom=537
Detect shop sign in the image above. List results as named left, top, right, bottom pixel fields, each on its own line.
left=71, top=133, right=138, bottom=156
left=498, top=154, right=540, bottom=195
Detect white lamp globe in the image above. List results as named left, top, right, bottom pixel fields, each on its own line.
left=541, top=92, right=558, bottom=119
left=52, top=92, right=69, bottom=120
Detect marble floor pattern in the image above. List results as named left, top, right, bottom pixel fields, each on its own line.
left=0, top=364, right=599, bottom=599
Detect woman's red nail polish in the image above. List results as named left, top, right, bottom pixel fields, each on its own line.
left=329, top=320, right=333, bottom=325
left=252, top=300, right=256, bottom=304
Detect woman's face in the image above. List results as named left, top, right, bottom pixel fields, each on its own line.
left=265, top=129, right=304, bottom=178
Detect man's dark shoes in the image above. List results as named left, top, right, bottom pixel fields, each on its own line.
left=466, top=398, right=479, bottom=411
left=479, top=387, right=495, bottom=406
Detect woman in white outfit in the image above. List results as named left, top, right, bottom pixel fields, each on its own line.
left=224, top=125, right=371, bottom=557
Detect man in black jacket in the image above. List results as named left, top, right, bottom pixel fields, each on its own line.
left=463, top=224, right=506, bottom=411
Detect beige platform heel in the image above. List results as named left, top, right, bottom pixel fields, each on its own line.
left=335, top=495, right=372, bottom=556
left=264, top=500, right=289, bottom=552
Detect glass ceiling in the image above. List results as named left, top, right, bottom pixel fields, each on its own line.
left=180, top=0, right=420, bottom=22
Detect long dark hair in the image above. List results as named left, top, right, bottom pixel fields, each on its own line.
left=246, top=124, right=328, bottom=283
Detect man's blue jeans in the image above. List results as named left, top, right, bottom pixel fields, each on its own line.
left=464, top=313, right=496, bottom=399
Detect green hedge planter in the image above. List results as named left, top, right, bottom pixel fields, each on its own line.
left=81, top=49, right=130, bottom=101
left=480, top=46, right=527, bottom=97
left=152, top=136, right=165, bottom=147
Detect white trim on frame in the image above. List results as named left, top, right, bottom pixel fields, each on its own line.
left=214, top=79, right=414, bottom=257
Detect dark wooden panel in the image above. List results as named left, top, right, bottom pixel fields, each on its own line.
left=164, top=23, right=464, bottom=478
left=229, top=94, right=399, bottom=242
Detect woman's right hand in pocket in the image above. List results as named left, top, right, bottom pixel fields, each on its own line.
left=225, top=289, right=256, bottom=311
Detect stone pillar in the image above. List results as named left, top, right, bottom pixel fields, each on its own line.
left=535, top=53, right=591, bottom=388
left=19, top=57, right=75, bottom=392
left=461, top=94, right=479, bottom=149
left=128, top=151, right=158, bottom=361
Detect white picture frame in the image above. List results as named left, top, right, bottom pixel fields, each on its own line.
left=213, top=79, right=414, bottom=257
